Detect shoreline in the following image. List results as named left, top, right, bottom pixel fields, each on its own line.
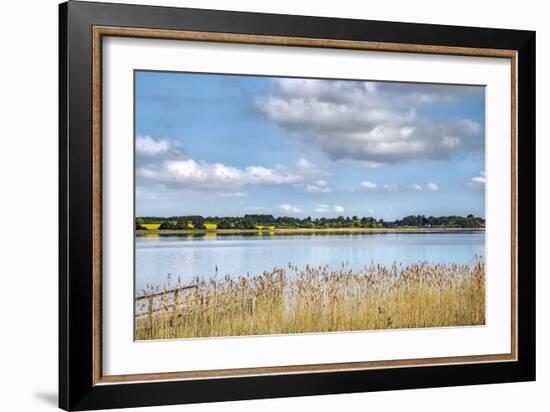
left=136, top=227, right=485, bottom=236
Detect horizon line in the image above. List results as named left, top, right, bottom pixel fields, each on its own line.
left=136, top=213, right=485, bottom=220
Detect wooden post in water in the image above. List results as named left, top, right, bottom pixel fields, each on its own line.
left=171, top=288, right=179, bottom=330
left=147, top=296, right=153, bottom=338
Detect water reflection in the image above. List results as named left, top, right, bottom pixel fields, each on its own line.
left=135, top=232, right=485, bottom=291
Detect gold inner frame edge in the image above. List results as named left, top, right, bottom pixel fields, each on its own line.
left=91, top=26, right=518, bottom=386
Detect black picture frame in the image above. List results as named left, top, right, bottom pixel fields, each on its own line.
left=59, top=1, right=536, bottom=410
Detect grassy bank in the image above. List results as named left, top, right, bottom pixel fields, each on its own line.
left=135, top=259, right=485, bottom=340
left=136, top=227, right=485, bottom=236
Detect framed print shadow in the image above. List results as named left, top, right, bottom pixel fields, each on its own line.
left=59, top=1, right=536, bottom=410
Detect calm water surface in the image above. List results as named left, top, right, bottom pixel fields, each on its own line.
left=135, top=232, right=485, bottom=291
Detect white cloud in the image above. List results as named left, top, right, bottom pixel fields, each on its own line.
left=360, top=180, right=377, bottom=189
left=361, top=161, right=384, bottom=169
left=468, top=171, right=486, bottom=188
left=295, top=157, right=314, bottom=169
left=442, top=136, right=461, bottom=148
left=427, top=182, right=440, bottom=191
left=135, top=183, right=171, bottom=202
left=315, top=204, right=345, bottom=214
left=217, top=192, right=248, bottom=198
left=408, top=183, right=423, bottom=191
left=315, top=204, right=330, bottom=213
left=138, top=158, right=303, bottom=189
left=277, top=204, right=302, bottom=214
left=458, top=118, right=482, bottom=135
left=303, top=179, right=332, bottom=194
left=136, top=136, right=174, bottom=157
left=256, top=79, right=484, bottom=163
left=383, top=184, right=399, bottom=192
left=136, top=186, right=159, bottom=200
left=294, top=157, right=326, bottom=177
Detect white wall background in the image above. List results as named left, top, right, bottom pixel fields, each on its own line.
left=0, top=0, right=546, bottom=411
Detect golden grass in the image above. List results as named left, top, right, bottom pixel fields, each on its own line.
left=135, top=258, right=485, bottom=340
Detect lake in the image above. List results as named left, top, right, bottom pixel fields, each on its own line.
left=135, top=232, right=485, bottom=291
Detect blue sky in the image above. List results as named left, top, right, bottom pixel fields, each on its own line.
left=135, top=71, right=485, bottom=220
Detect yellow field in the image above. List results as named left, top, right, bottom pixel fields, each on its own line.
left=141, top=223, right=161, bottom=230
left=204, top=223, right=218, bottom=230
left=135, top=258, right=485, bottom=340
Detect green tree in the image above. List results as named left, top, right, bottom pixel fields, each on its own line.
left=218, top=220, right=232, bottom=229
left=159, top=221, right=176, bottom=230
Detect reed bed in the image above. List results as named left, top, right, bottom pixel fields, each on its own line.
left=135, top=258, right=485, bottom=340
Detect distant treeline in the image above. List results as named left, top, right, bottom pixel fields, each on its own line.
left=136, top=214, right=485, bottom=230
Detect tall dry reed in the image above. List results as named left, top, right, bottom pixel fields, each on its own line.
left=135, top=258, right=485, bottom=340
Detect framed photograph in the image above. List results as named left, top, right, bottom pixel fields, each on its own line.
left=59, top=1, right=535, bottom=410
